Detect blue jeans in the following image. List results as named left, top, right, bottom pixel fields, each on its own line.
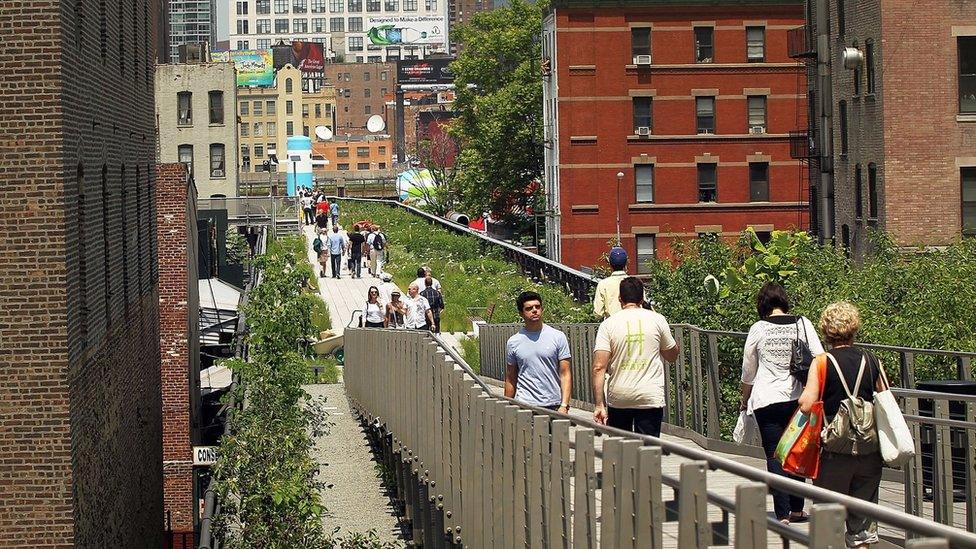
left=754, top=400, right=806, bottom=520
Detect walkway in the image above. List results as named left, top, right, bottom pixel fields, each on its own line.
left=301, top=222, right=407, bottom=546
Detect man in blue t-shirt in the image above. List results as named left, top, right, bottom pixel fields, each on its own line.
left=326, top=225, right=346, bottom=279
left=505, top=291, right=572, bottom=412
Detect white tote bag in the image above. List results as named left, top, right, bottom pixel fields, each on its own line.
left=733, top=410, right=761, bottom=446
left=874, top=364, right=915, bottom=467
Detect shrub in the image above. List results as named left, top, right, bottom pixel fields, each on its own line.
left=459, top=336, right=481, bottom=375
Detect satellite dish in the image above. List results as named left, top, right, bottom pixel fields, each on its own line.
left=366, top=114, right=386, bottom=133
left=315, top=125, right=333, bottom=141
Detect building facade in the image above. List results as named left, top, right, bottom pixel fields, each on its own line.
left=227, top=0, right=448, bottom=63
left=313, top=135, right=394, bottom=173
left=447, top=0, right=492, bottom=54
left=330, top=61, right=396, bottom=135
left=0, top=0, right=163, bottom=545
left=157, top=62, right=240, bottom=197
left=796, top=0, right=976, bottom=254
left=169, top=0, right=218, bottom=62
left=543, top=0, right=809, bottom=270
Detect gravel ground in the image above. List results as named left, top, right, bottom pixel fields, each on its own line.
left=305, top=383, right=407, bottom=546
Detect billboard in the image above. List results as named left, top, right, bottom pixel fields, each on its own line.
left=366, top=15, right=446, bottom=46
left=272, top=41, right=325, bottom=72
left=213, top=50, right=274, bottom=87
left=396, top=58, right=455, bottom=85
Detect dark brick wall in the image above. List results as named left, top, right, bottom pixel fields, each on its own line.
left=0, top=0, right=163, bottom=545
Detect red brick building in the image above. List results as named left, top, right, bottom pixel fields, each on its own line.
left=542, top=0, right=809, bottom=271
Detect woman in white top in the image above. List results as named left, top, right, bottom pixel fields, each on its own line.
left=363, top=286, right=386, bottom=328
left=740, top=282, right=825, bottom=524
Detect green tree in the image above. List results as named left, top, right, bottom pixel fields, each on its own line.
left=449, top=0, right=546, bottom=225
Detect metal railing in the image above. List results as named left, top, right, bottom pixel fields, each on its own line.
left=334, top=197, right=598, bottom=301
left=479, top=322, right=976, bottom=533
left=344, top=328, right=976, bottom=548
left=198, top=196, right=301, bottom=223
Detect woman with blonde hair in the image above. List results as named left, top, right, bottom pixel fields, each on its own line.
left=799, top=301, right=885, bottom=548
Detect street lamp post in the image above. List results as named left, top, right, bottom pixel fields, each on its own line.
left=615, top=171, right=624, bottom=245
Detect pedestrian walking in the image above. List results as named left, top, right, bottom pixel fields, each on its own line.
left=363, top=286, right=386, bottom=328
left=403, top=282, right=434, bottom=330
left=301, top=193, right=315, bottom=225
left=412, top=266, right=441, bottom=294
left=315, top=199, right=329, bottom=229
left=377, top=272, right=399, bottom=307
left=348, top=224, right=367, bottom=278
left=740, top=282, right=824, bottom=524
left=329, top=199, right=339, bottom=227
left=386, top=291, right=407, bottom=329
left=799, top=302, right=884, bottom=548
left=591, top=277, right=679, bottom=436
left=326, top=224, right=345, bottom=279
left=504, top=291, right=572, bottom=412
left=593, top=246, right=629, bottom=319
left=420, top=276, right=445, bottom=333
left=367, top=225, right=387, bottom=276
left=315, top=229, right=329, bottom=278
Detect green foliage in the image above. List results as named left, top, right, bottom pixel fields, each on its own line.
left=341, top=201, right=591, bottom=332
left=310, top=356, right=342, bottom=384
left=459, top=336, right=481, bottom=375
left=226, top=229, right=251, bottom=266
left=450, top=0, right=546, bottom=225
left=325, top=529, right=400, bottom=549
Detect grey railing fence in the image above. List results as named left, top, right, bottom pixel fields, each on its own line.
left=344, top=328, right=976, bottom=548
left=479, top=322, right=976, bottom=533
left=334, top=197, right=598, bottom=301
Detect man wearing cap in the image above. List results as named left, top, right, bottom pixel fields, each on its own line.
left=378, top=272, right=399, bottom=308
left=593, top=246, right=629, bottom=319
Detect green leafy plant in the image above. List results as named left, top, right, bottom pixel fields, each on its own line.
left=459, top=336, right=481, bottom=375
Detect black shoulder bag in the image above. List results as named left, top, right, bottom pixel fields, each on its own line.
left=789, top=318, right=815, bottom=382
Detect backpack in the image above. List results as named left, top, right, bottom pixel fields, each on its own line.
left=372, top=233, right=385, bottom=251
left=821, top=352, right=879, bottom=456
left=789, top=318, right=815, bottom=382
left=313, top=236, right=323, bottom=254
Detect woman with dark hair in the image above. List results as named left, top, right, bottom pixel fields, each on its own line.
left=364, top=286, right=385, bottom=328
left=740, top=281, right=825, bottom=524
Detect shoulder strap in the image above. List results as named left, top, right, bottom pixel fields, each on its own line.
left=825, top=352, right=857, bottom=399
left=850, top=354, right=868, bottom=396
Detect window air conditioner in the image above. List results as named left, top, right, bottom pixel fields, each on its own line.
left=750, top=125, right=766, bottom=134
left=636, top=126, right=651, bottom=137
left=212, top=169, right=225, bottom=177
left=634, top=55, right=652, bottom=66
left=698, top=129, right=714, bottom=135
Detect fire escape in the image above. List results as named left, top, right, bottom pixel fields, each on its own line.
left=787, top=25, right=821, bottom=237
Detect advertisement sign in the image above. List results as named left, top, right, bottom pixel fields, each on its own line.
left=193, top=446, right=219, bottom=466
left=273, top=41, right=325, bottom=72
left=396, top=58, right=455, bottom=85
left=366, top=15, right=446, bottom=46
left=214, top=50, right=274, bottom=87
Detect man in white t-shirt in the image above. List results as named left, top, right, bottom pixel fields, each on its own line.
left=412, top=266, right=441, bottom=294
left=592, top=276, right=679, bottom=437
left=403, top=282, right=434, bottom=330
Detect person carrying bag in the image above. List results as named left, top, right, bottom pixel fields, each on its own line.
left=873, top=360, right=915, bottom=467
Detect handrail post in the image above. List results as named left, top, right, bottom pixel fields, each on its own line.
left=810, top=504, right=846, bottom=547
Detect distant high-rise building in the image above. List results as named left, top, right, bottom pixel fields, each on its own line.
left=169, top=0, right=218, bottom=63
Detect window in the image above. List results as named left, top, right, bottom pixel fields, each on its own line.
left=236, top=20, right=249, bottom=34
left=257, top=0, right=270, bottom=13
left=287, top=121, right=294, bottom=134
left=311, top=17, right=326, bottom=31
left=337, top=147, right=350, bottom=157
left=330, top=0, right=343, bottom=11
left=385, top=0, right=398, bottom=9
left=257, top=39, right=272, bottom=49
left=959, top=37, right=976, bottom=114
left=274, top=0, right=288, bottom=12
left=697, top=163, right=717, bottom=202
left=240, top=100, right=249, bottom=115
left=866, top=40, right=875, bottom=94
left=338, top=163, right=350, bottom=170
left=312, top=0, right=326, bottom=11
left=358, top=162, right=370, bottom=169
left=254, top=122, right=264, bottom=136
left=853, top=41, right=862, bottom=95
left=380, top=87, right=387, bottom=96
left=241, top=123, right=250, bottom=137
left=837, top=0, right=845, bottom=35
left=365, top=105, right=371, bottom=114
left=208, top=91, right=224, bottom=124
left=868, top=163, right=878, bottom=218
left=746, top=26, right=765, bottom=62
left=747, top=96, right=766, bottom=129
left=275, top=18, right=289, bottom=32
left=255, top=144, right=264, bottom=158
left=286, top=78, right=293, bottom=93
left=630, top=97, right=652, bottom=133
left=424, top=0, right=436, bottom=9
left=696, top=96, right=715, bottom=134
left=268, top=121, right=277, bottom=135
left=357, top=146, right=370, bottom=156
left=293, top=0, right=307, bottom=11
left=294, top=18, right=308, bottom=32
left=267, top=100, right=276, bottom=114
left=177, top=92, right=192, bottom=125
left=839, top=100, right=848, bottom=154
left=631, top=28, right=651, bottom=61
left=178, top=144, right=193, bottom=177
left=379, top=162, right=387, bottom=169
left=302, top=103, right=310, bottom=117
left=349, top=17, right=363, bottom=31
left=350, top=36, right=364, bottom=51
left=381, top=71, right=388, bottom=81
left=330, top=17, right=344, bottom=31
left=210, top=145, right=225, bottom=177
left=349, top=0, right=362, bottom=11
left=367, top=0, right=380, bottom=10
left=315, top=103, right=321, bottom=117
left=635, top=165, right=654, bottom=202
left=237, top=1, right=249, bottom=14
left=303, top=125, right=310, bottom=136
left=403, top=0, right=417, bottom=9
left=257, top=18, right=271, bottom=32
left=364, top=71, right=371, bottom=81
left=963, top=167, right=976, bottom=236
left=841, top=224, right=851, bottom=252
left=749, top=162, right=769, bottom=201
left=253, top=100, right=263, bottom=115
left=635, top=235, right=656, bottom=274
left=378, top=146, right=387, bottom=154
left=854, top=164, right=863, bottom=219
left=364, top=88, right=371, bottom=98
left=694, top=27, right=713, bottom=63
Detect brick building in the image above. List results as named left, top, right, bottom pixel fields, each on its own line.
left=795, top=0, right=976, bottom=254
left=542, top=0, right=809, bottom=271
left=157, top=164, right=202, bottom=541
left=313, top=135, right=395, bottom=181
left=0, top=0, right=163, bottom=545
left=330, top=61, right=396, bottom=136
